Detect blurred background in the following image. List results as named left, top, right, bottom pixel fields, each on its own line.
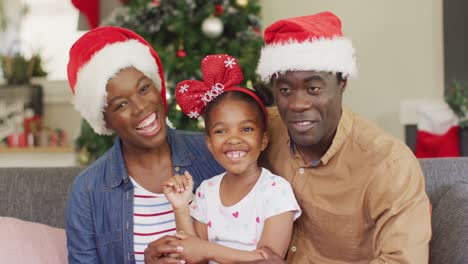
left=0, top=0, right=466, bottom=167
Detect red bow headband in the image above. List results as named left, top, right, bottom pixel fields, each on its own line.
left=175, top=54, right=267, bottom=125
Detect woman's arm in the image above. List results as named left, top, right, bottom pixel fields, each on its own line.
left=65, top=176, right=99, bottom=263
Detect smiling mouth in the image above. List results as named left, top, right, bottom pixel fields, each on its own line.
left=136, top=112, right=160, bottom=136
left=290, top=120, right=317, bottom=132
left=226, top=150, right=247, bottom=161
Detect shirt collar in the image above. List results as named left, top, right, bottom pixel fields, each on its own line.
left=288, top=105, right=353, bottom=167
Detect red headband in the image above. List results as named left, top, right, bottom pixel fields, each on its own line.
left=175, top=54, right=268, bottom=126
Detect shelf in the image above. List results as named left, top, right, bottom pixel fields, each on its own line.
left=0, top=146, right=73, bottom=153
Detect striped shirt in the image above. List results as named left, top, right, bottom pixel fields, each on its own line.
left=130, top=177, right=177, bottom=263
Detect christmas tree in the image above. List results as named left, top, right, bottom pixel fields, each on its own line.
left=76, top=0, right=263, bottom=165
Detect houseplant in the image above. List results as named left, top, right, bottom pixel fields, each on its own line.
left=445, top=80, right=468, bottom=156
left=0, top=53, right=47, bottom=85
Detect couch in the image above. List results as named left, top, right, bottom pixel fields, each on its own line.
left=0, top=158, right=467, bottom=263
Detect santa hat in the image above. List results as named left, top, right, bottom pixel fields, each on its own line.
left=67, top=26, right=166, bottom=135
left=257, top=11, right=357, bottom=82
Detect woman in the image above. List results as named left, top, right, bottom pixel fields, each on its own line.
left=65, top=26, right=224, bottom=264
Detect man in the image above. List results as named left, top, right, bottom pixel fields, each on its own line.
left=255, top=11, right=431, bottom=263
left=144, top=11, right=431, bottom=264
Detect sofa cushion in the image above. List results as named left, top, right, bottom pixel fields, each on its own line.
left=430, top=182, right=468, bottom=264
left=0, top=217, right=67, bottom=264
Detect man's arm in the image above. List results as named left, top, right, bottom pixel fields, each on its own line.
left=367, top=156, right=431, bottom=263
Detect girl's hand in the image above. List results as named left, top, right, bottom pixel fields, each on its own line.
left=163, top=171, right=194, bottom=209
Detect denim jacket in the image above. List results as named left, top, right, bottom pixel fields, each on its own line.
left=66, top=128, right=224, bottom=264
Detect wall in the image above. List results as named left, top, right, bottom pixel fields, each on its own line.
left=444, top=0, right=468, bottom=83
left=259, top=0, right=444, bottom=139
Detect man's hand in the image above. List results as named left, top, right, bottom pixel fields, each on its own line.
left=144, top=235, right=185, bottom=264
left=163, top=171, right=194, bottom=210
left=242, top=247, right=286, bottom=264
left=173, top=232, right=209, bottom=263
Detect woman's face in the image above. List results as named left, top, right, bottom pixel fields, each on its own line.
left=103, top=67, right=167, bottom=150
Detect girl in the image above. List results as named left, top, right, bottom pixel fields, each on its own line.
left=163, top=54, right=301, bottom=263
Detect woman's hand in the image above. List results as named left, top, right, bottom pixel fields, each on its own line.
left=163, top=171, right=194, bottom=209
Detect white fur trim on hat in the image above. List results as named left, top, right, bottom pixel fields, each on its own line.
left=73, top=39, right=161, bottom=135
left=256, top=37, right=357, bottom=82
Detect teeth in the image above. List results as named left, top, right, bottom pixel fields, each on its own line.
left=137, top=113, right=157, bottom=129
left=296, top=121, right=311, bottom=126
left=227, top=151, right=246, bottom=159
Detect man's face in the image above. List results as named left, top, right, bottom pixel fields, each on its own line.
left=271, top=70, right=346, bottom=148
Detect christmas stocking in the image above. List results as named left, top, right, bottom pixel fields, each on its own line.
left=72, top=0, right=100, bottom=29
left=415, top=102, right=460, bottom=158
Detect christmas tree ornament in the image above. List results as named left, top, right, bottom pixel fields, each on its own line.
left=214, top=4, right=224, bottom=16
left=151, top=0, right=161, bottom=7
left=78, top=147, right=91, bottom=166
left=177, top=49, right=186, bottom=58
left=235, top=0, right=249, bottom=8
left=201, top=16, right=224, bottom=38
left=177, top=35, right=186, bottom=58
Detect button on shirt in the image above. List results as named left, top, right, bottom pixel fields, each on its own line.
left=260, top=106, right=431, bottom=264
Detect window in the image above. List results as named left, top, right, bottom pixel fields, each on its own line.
left=19, top=0, right=85, bottom=80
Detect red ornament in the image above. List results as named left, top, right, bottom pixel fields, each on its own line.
left=254, top=27, right=261, bottom=36
left=176, top=49, right=186, bottom=58
left=151, top=0, right=161, bottom=7
left=214, top=4, right=224, bottom=16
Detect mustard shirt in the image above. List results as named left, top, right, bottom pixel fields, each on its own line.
left=260, top=106, right=431, bottom=264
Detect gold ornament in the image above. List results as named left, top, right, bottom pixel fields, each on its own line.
left=236, top=0, right=248, bottom=8
left=78, top=147, right=91, bottom=166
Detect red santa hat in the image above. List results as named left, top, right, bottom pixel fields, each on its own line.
left=67, top=26, right=166, bottom=135
left=256, top=11, right=357, bottom=82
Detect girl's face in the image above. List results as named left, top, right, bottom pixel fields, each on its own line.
left=205, top=98, right=268, bottom=177
left=103, top=67, right=167, bottom=150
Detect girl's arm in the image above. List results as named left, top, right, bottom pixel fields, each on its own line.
left=163, top=171, right=196, bottom=235
left=175, top=232, right=265, bottom=263
left=256, top=211, right=294, bottom=258
left=177, top=212, right=294, bottom=263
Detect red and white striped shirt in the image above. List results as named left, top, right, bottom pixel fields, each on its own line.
left=130, top=177, right=177, bottom=263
